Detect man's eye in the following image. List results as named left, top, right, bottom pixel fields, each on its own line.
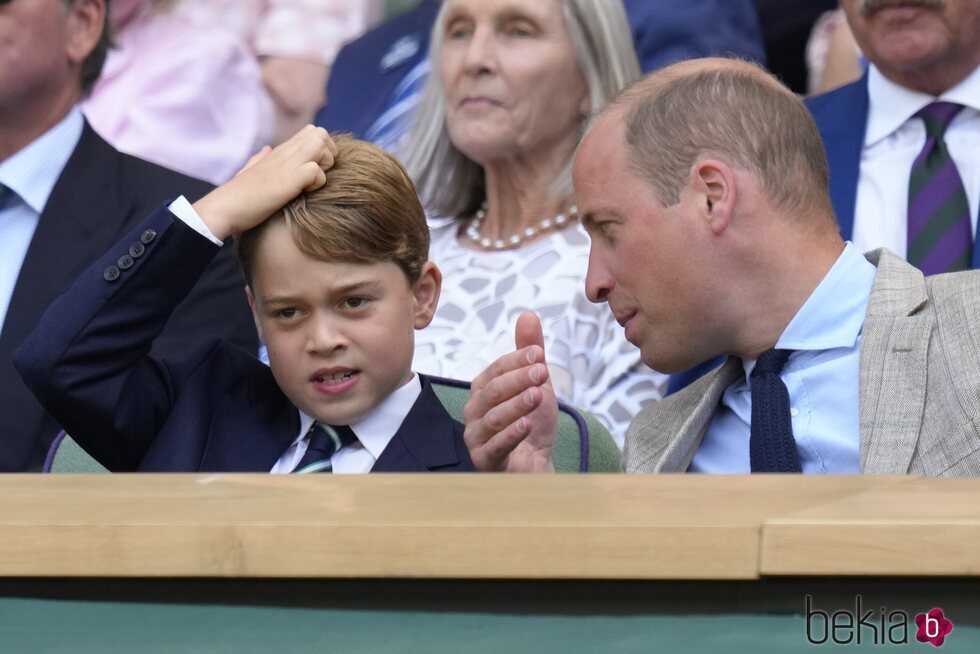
left=344, top=297, right=368, bottom=309
left=276, top=308, right=298, bottom=319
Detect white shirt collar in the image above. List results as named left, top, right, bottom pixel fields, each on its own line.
left=865, top=63, right=980, bottom=147
left=295, top=373, right=423, bottom=459
left=0, top=107, right=84, bottom=214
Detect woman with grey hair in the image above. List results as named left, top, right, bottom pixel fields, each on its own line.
left=406, top=0, right=665, bottom=447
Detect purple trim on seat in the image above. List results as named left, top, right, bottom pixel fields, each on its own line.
left=42, top=430, right=67, bottom=473
left=556, top=399, right=590, bottom=473
left=427, top=374, right=590, bottom=472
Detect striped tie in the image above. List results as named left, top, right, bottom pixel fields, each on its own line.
left=907, top=102, right=972, bottom=275
left=292, top=423, right=357, bottom=474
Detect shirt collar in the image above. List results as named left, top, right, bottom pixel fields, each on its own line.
left=776, top=242, right=877, bottom=352
left=865, top=63, right=980, bottom=147
left=741, top=243, right=876, bottom=379
left=0, top=107, right=84, bottom=214
left=296, top=373, right=422, bottom=460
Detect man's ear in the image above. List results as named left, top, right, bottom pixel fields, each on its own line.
left=245, top=285, right=265, bottom=342
left=412, top=262, right=442, bottom=329
left=690, top=159, right=736, bottom=235
left=65, top=0, right=106, bottom=67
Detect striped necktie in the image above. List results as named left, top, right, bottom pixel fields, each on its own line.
left=907, top=102, right=972, bottom=274
left=292, top=423, right=357, bottom=474
left=749, top=349, right=802, bottom=473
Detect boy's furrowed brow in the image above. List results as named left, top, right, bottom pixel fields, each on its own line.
left=331, top=279, right=385, bottom=296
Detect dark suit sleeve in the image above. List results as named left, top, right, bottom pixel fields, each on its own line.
left=14, top=206, right=229, bottom=470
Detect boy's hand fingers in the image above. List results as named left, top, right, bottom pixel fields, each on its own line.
left=239, top=146, right=272, bottom=175
left=302, top=162, right=328, bottom=192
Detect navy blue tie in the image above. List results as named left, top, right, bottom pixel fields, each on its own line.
left=293, top=423, right=357, bottom=473
left=749, top=349, right=801, bottom=473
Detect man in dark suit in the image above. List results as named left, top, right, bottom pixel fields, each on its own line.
left=15, top=130, right=474, bottom=473
left=0, top=0, right=256, bottom=470
left=806, top=0, right=979, bottom=271
left=314, top=0, right=765, bottom=150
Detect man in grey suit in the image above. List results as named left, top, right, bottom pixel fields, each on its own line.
left=462, top=57, right=980, bottom=476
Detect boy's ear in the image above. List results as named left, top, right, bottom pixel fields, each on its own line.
left=245, top=285, right=265, bottom=341
left=412, top=262, right=442, bottom=329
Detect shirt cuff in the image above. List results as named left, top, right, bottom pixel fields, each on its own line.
left=168, top=195, right=224, bottom=246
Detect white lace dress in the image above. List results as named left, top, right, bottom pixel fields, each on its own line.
left=414, top=218, right=667, bottom=449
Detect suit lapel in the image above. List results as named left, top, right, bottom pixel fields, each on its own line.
left=661, top=358, right=741, bottom=472
left=630, top=359, right=740, bottom=472
left=859, top=250, right=932, bottom=474
left=372, top=375, right=470, bottom=472
left=198, top=389, right=300, bottom=472
left=806, top=74, right=868, bottom=241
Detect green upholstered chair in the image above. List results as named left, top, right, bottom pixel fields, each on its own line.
left=43, top=376, right=621, bottom=473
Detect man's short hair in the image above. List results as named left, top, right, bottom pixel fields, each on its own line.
left=236, top=135, right=430, bottom=286
left=616, top=59, right=833, bottom=219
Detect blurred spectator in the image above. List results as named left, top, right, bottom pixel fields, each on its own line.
left=0, top=0, right=256, bottom=470
left=807, top=0, right=980, bottom=272
left=83, top=0, right=274, bottom=183
left=316, top=0, right=765, bottom=153
left=174, top=0, right=382, bottom=145
left=806, top=7, right=864, bottom=95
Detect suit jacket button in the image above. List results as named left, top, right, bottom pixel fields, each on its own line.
left=140, top=229, right=157, bottom=244
left=129, top=242, right=145, bottom=258
left=117, top=254, right=134, bottom=270
left=104, top=266, right=120, bottom=282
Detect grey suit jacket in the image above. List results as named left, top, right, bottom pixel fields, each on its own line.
left=624, top=250, right=980, bottom=476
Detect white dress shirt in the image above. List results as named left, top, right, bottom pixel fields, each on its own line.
left=270, top=373, right=422, bottom=474
left=852, top=65, right=980, bottom=256
left=690, top=244, right=877, bottom=474
left=0, top=108, right=84, bottom=334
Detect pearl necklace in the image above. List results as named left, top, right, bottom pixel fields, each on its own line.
left=465, top=202, right=579, bottom=250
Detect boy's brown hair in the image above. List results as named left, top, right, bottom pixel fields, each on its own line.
left=236, top=135, right=430, bottom=285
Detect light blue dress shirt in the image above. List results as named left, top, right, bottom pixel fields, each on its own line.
left=0, top=108, right=84, bottom=334
left=689, top=243, right=878, bottom=474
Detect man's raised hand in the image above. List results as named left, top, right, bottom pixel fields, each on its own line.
left=463, top=312, right=558, bottom=472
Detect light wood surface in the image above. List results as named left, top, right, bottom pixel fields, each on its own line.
left=0, top=474, right=914, bottom=579
left=761, top=478, right=980, bottom=576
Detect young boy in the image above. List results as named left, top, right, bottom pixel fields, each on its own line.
left=15, top=127, right=475, bottom=473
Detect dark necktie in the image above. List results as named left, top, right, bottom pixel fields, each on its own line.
left=0, top=184, right=12, bottom=210
left=749, top=348, right=801, bottom=473
left=292, top=423, right=357, bottom=474
left=907, top=101, right=972, bottom=274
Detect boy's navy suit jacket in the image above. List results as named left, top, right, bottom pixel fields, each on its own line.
left=14, top=206, right=475, bottom=473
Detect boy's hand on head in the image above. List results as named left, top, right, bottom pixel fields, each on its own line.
left=463, top=312, right=558, bottom=472
left=193, top=125, right=338, bottom=240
